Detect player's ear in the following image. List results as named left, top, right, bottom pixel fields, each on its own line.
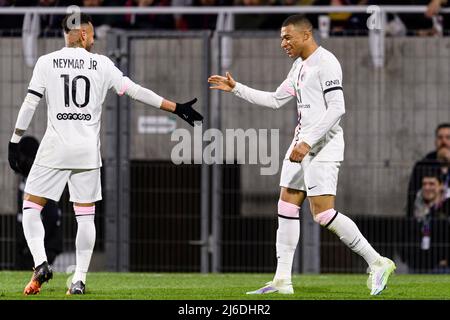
left=80, top=29, right=87, bottom=41
left=304, top=31, right=309, bottom=41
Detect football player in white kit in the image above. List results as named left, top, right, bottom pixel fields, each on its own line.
left=8, top=13, right=203, bottom=295
left=208, top=15, right=395, bottom=296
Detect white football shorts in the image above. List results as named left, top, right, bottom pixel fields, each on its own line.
left=279, top=154, right=341, bottom=196
left=24, top=164, right=102, bottom=203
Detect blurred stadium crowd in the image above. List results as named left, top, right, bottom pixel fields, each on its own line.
left=0, top=0, right=449, bottom=35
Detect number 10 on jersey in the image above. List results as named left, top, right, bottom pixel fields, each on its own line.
left=60, top=74, right=91, bottom=108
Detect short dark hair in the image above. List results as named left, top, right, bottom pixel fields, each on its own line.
left=435, top=123, right=450, bottom=136
left=421, top=166, right=443, bottom=184
left=282, top=14, right=313, bottom=30
left=61, top=13, right=93, bottom=33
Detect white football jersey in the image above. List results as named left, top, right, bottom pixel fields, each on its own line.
left=28, top=47, right=125, bottom=169
left=279, top=46, right=345, bottom=161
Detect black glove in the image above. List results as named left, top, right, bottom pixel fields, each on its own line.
left=173, top=98, right=203, bottom=127
left=8, top=142, right=21, bottom=174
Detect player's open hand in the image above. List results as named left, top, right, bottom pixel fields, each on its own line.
left=289, top=141, right=311, bottom=163
left=208, top=72, right=236, bottom=92
left=174, top=98, right=203, bottom=127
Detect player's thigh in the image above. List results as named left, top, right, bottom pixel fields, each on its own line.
left=68, top=168, right=102, bottom=204
left=279, top=187, right=307, bottom=207
left=308, top=195, right=335, bottom=215
left=279, top=159, right=307, bottom=192
left=24, top=164, right=71, bottom=202
left=304, top=161, right=340, bottom=196
left=304, top=161, right=340, bottom=215
left=23, top=193, right=48, bottom=207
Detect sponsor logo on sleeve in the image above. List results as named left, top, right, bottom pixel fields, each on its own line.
left=325, top=79, right=340, bottom=87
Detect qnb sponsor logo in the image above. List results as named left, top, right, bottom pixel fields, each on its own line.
left=325, top=79, right=340, bottom=87
left=57, top=113, right=92, bottom=121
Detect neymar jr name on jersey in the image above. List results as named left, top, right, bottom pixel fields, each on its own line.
left=52, top=58, right=97, bottom=70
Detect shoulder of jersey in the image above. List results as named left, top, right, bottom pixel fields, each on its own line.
left=319, top=47, right=340, bottom=65
left=38, top=49, right=60, bottom=61
left=96, top=53, right=115, bottom=65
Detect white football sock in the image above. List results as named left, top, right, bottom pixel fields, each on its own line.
left=22, top=201, right=47, bottom=268
left=73, top=206, right=96, bottom=284
left=315, top=209, right=381, bottom=266
left=274, top=200, right=300, bottom=281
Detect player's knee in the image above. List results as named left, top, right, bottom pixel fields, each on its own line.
left=23, top=193, right=47, bottom=207
left=313, top=208, right=338, bottom=227
left=73, top=204, right=95, bottom=217
left=22, top=199, right=44, bottom=212
left=278, top=199, right=300, bottom=219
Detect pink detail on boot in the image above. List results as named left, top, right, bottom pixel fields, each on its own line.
left=278, top=200, right=300, bottom=218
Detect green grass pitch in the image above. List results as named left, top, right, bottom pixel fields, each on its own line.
left=1, top=272, right=450, bottom=300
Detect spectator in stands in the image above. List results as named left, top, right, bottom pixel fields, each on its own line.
left=0, top=0, right=17, bottom=31
left=125, top=0, right=175, bottom=30
left=233, top=0, right=272, bottom=30
left=426, top=0, right=449, bottom=34
left=379, top=0, right=439, bottom=36
left=405, top=168, right=450, bottom=273
left=38, top=0, right=80, bottom=32
left=234, top=0, right=314, bottom=30
left=173, top=0, right=232, bottom=31
left=15, top=136, right=62, bottom=270
left=314, top=0, right=371, bottom=35
left=263, top=0, right=318, bottom=31
left=407, top=123, right=450, bottom=217
left=82, top=0, right=128, bottom=31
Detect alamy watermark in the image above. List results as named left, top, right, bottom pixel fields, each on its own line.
left=65, top=5, right=82, bottom=30
left=171, top=124, right=280, bottom=176
left=366, top=5, right=384, bottom=31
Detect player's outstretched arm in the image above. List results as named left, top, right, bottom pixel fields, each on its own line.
left=208, top=72, right=236, bottom=92
left=160, top=98, right=203, bottom=127
left=208, top=71, right=294, bottom=109
left=117, top=77, right=203, bottom=127
left=108, top=59, right=203, bottom=127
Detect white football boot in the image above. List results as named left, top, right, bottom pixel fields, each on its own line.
left=368, top=257, right=396, bottom=296
left=246, top=279, right=294, bottom=295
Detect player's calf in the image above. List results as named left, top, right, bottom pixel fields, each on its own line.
left=313, top=209, right=381, bottom=266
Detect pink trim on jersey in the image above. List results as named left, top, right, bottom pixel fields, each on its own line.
left=282, top=84, right=296, bottom=97
left=74, top=205, right=96, bottom=215
left=23, top=200, right=43, bottom=211
left=118, top=84, right=129, bottom=96
left=296, top=63, right=309, bottom=89
left=314, top=208, right=335, bottom=226
left=278, top=200, right=300, bottom=218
